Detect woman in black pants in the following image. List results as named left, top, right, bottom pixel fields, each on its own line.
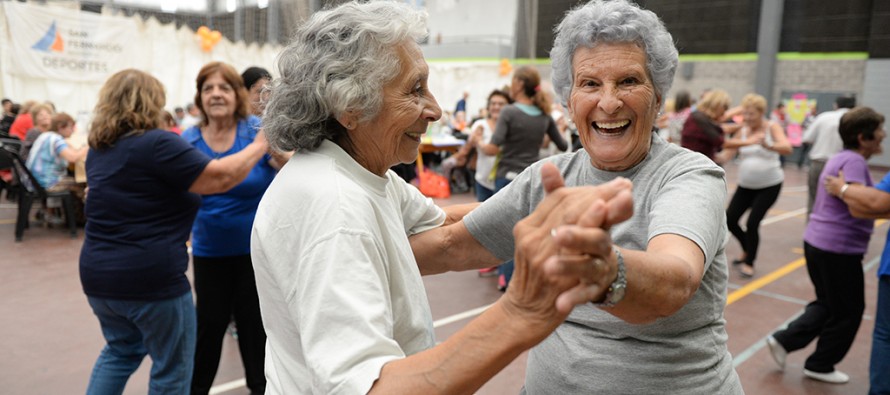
left=723, top=94, right=792, bottom=278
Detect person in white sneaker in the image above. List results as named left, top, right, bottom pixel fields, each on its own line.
left=766, top=107, right=886, bottom=385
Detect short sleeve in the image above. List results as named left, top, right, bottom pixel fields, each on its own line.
left=389, top=172, right=445, bottom=235
left=840, top=156, right=871, bottom=186
left=51, top=134, right=68, bottom=156
left=152, top=131, right=212, bottom=191
left=646, top=158, right=727, bottom=268
left=293, top=231, right=404, bottom=394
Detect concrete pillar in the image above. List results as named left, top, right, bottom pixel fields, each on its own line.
left=755, top=0, right=784, bottom=107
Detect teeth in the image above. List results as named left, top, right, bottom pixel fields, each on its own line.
left=595, top=120, right=630, bottom=129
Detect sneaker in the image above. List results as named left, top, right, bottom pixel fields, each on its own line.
left=766, top=335, right=786, bottom=370
left=478, top=267, right=497, bottom=277
left=497, top=274, right=507, bottom=292
left=803, top=369, right=849, bottom=384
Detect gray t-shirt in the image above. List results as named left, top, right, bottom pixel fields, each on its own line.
left=464, top=134, right=743, bottom=394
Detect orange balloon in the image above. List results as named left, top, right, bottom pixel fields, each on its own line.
left=201, top=40, right=213, bottom=52
left=197, top=26, right=210, bottom=37
left=499, top=58, right=512, bottom=76
left=210, top=31, right=222, bottom=43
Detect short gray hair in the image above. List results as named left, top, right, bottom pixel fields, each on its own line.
left=550, top=0, right=678, bottom=106
left=263, top=1, right=427, bottom=151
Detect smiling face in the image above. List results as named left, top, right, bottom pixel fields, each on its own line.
left=568, top=42, right=661, bottom=171
left=488, top=94, right=509, bottom=121
left=200, top=71, right=237, bottom=121
left=349, top=42, right=442, bottom=175
left=861, top=123, right=886, bottom=159
left=742, top=105, right=765, bottom=127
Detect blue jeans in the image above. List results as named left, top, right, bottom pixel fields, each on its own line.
left=475, top=183, right=495, bottom=202
left=494, top=177, right=514, bottom=287
left=86, top=292, right=196, bottom=395
left=871, top=275, right=890, bottom=395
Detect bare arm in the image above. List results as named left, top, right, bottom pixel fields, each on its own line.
left=59, top=146, right=87, bottom=163
left=189, top=132, right=269, bottom=194
left=442, top=202, right=479, bottom=226
left=825, top=171, right=890, bottom=218
left=607, top=235, right=704, bottom=323
left=764, top=122, right=793, bottom=155
left=479, top=142, right=500, bottom=155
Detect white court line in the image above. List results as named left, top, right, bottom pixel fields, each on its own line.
left=210, top=206, right=808, bottom=393
left=209, top=378, right=246, bottom=395
left=761, top=207, right=806, bottom=226
left=433, top=303, right=494, bottom=328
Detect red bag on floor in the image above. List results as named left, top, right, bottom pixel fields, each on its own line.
left=417, top=168, right=450, bottom=198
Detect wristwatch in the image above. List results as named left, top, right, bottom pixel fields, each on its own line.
left=593, top=246, right=626, bottom=307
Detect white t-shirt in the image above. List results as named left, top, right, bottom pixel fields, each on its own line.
left=251, top=140, right=446, bottom=394
left=470, top=118, right=497, bottom=190
left=802, top=108, right=848, bottom=161
left=464, top=134, right=742, bottom=394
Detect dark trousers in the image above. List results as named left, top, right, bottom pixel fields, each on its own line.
left=807, top=159, right=827, bottom=219
left=726, top=182, right=782, bottom=267
left=773, top=242, right=865, bottom=373
left=870, top=275, right=890, bottom=395
left=191, top=255, right=266, bottom=395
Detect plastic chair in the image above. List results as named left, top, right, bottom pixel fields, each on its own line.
left=0, top=148, right=77, bottom=241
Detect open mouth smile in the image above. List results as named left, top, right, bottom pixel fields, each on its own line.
left=593, top=120, right=630, bottom=136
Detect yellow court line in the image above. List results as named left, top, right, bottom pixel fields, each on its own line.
left=726, top=258, right=806, bottom=306
left=0, top=219, right=14, bottom=225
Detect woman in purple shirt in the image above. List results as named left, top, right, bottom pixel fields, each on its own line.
left=766, top=107, right=886, bottom=384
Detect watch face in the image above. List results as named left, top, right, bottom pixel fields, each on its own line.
left=611, top=284, right=626, bottom=303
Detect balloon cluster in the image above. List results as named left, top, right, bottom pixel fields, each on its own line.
left=196, top=26, right=222, bottom=52
left=499, top=58, right=513, bottom=77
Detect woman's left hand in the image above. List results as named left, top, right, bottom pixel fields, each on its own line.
left=825, top=170, right=847, bottom=196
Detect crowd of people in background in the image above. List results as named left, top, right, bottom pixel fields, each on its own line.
left=1, top=0, right=888, bottom=393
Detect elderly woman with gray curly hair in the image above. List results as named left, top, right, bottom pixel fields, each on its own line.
left=251, top=1, right=635, bottom=394
left=413, top=0, right=744, bottom=393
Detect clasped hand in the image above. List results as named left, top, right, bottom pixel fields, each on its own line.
left=503, top=163, right=633, bottom=330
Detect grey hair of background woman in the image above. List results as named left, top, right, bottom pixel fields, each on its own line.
left=550, top=0, right=678, bottom=106
left=263, top=1, right=427, bottom=151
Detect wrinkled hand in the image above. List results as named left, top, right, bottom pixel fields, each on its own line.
left=824, top=169, right=847, bottom=196
left=502, top=163, right=633, bottom=335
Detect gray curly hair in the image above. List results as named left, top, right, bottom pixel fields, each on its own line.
left=263, top=1, right=427, bottom=151
left=550, top=0, right=678, bottom=106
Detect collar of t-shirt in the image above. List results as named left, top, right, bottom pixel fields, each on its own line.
left=515, top=103, right=542, bottom=117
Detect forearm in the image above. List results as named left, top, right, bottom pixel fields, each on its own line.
left=191, top=141, right=267, bottom=194
left=442, top=203, right=479, bottom=226
left=370, top=301, right=540, bottom=395
left=605, top=236, right=704, bottom=324
left=840, top=184, right=890, bottom=218
left=410, top=222, right=500, bottom=275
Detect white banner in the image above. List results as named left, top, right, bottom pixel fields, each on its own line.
left=3, top=2, right=139, bottom=82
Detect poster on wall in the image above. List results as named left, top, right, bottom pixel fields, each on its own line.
left=3, top=2, right=138, bottom=82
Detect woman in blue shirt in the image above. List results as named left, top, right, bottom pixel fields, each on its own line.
left=182, top=62, right=280, bottom=395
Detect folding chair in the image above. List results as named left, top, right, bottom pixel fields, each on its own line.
left=0, top=148, right=77, bottom=241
